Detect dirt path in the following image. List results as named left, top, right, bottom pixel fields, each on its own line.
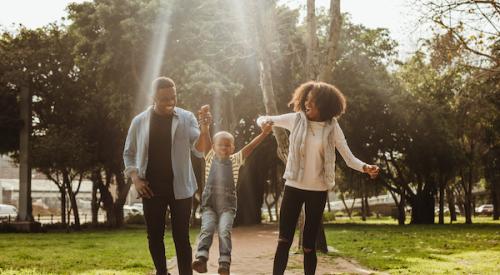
left=167, top=223, right=377, bottom=275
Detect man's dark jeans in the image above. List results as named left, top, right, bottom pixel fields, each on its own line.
left=143, top=195, right=193, bottom=275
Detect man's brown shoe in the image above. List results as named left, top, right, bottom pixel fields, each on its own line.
left=217, top=262, right=230, bottom=275
left=192, top=257, right=208, bottom=273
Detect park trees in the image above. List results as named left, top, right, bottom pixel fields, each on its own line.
left=416, top=0, right=499, bottom=221
left=67, top=0, right=164, bottom=226
left=0, top=25, right=93, bottom=228
left=0, top=0, right=497, bottom=229
left=0, top=34, right=22, bottom=155
left=388, top=30, right=498, bottom=224
left=416, top=0, right=499, bottom=69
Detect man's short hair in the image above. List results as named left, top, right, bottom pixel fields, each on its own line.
left=152, top=77, right=175, bottom=95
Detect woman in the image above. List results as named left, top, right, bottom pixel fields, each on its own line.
left=257, top=81, right=379, bottom=275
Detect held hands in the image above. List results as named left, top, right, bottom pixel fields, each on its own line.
left=260, top=120, right=274, bottom=135
left=132, top=176, right=154, bottom=199
left=363, top=164, right=380, bottom=179
left=197, top=104, right=212, bottom=132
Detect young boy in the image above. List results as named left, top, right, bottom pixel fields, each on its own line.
left=192, top=122, right=273, bottom=275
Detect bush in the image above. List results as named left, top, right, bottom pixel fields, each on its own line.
left=323, top=211, right=336, bottom=222
left=0, top=222, right=17, bottom=233
left=41, top=222, right=69, bottom=231
left=351, top=210, right=361, bottom=217
left=334, top=211, right=347, bottom=218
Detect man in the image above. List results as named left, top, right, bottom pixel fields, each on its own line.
left=123, top=77, right=211, bottom=275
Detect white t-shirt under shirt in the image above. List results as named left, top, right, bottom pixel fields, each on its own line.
left=286, top=120, right=329, bottom=191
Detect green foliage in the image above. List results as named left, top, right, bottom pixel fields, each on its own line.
left=67, top=0, right=161, bottom=165
left=0, top=88, right=20, bottom=155
left=0, top=0, right=497, bottom=226
left=386, top=33, right=499, bottom=223
left=0, top=30, right=22, bottom=155
left=322, top=211, right=336, bottom=222
left=326, top=18, right=398, bottom=200
left=0, top=24, right=93, bottom=174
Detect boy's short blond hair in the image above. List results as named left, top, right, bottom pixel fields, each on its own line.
left=213, top=131, right=235, bottom=143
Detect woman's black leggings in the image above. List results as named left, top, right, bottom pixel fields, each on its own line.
left=273, top=185, right=327, bottom=275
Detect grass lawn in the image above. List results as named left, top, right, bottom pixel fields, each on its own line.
left=0, top=225, right=199, bottom=275
left=324, top=217, right=500, bottom=274
left=1, top=217, right=499, bottom=274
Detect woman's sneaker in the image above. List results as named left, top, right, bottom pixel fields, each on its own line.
left=217, top=262, right=230, bottom=275
left=192, top=256, right=208, bottom=273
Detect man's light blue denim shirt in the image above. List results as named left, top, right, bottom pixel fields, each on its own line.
left=123, top=106, right=203, bottom=199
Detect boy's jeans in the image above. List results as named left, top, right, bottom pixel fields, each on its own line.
left=195, top=207, right=236, bottom=263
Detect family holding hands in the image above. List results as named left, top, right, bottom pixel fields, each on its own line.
left=123, top=77, right=379, bottom=275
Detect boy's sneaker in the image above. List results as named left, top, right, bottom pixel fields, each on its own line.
left=192, top=256, right=208, bottom=273
left=217, top=262, right=230, bottom=275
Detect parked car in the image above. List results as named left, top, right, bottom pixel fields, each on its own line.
left=123, top=204, right=143, bottom=216
left=131, top=203, right=143, bottom=212
left=475, top=204, right=493, bottom=215
left=0, top=204, right=17, bottom=220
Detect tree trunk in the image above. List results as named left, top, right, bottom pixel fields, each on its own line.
left=91, top=169, right=102, bottom=226
left=463, top=193, right=473, bottom=224
left=463, top=198, right=473, bottom=224
left=258, top=62, right=289, bottom=163
left=254, top=0, right=289, bottom=165
left=98, top=169, right=116, bottom=226
left=113, top=170, right=132, bottom=227
left=461, top=167, right=474, bottom=224
left=493, top=181, right=500, bottom=220
left=365, top=196, right=371, bottom=217
left=484, top=156, right=499, bottom=220
left=438, top=181, right=445, bottom=224
left=410, top=191, right=435, bottom=224
left=398, top=188, right=406, bottom=225
left=340, top=193, right=354, bottom=218
left=446, top=186, right=457, bottom=222
left=389, top=188, right=406, bottom=225
left=361, top=194, right=367, bottom=221
left=318, top=0, right=341, bottom=82
left=63, top=170, right=80, bottom=230
left=66, top=198, right=71, bottom=229
left=306, top=0, right=319, bottom=80
left=60, top=186, right=66, bottom=225
left=67, top=187, right=80, bottom=230
left=91, top=181, right=99, bottom=225
left=360, top=177, right=366, bottom=221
